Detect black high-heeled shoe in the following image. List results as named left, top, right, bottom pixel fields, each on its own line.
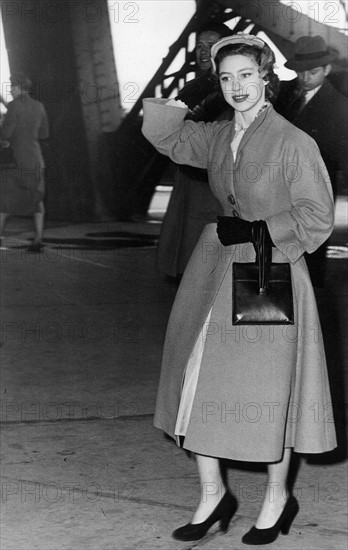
left=172, top=491, right=238, bottom=542
left=242, top=494, right=299, bottom=545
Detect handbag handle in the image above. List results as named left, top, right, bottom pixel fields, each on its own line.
left=252, top=221, right=272, bottom=294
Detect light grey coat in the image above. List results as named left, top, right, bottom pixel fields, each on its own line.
left=1, top=94, right=49, bottom=192
left=142, top=98, right=337, bottom=462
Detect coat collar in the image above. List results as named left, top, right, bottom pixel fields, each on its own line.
left=233, top=103, right=273, bottom=161
left=218, top=103, right=273, bottom=198
left=305, top=78, right=337, bottom=106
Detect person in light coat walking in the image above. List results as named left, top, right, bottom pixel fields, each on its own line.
left=0, top=73, right=49, bottom=252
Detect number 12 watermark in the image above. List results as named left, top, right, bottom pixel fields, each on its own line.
left=108, top=2, right=139, bottom=23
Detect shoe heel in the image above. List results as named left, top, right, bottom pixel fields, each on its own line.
left=172, top=491, right=237, bottom=542
left=219, top=505, right=236, bottom=533
left=280, top=502, right=299, bottom=535
left=220, top=516, right=231, bottom=533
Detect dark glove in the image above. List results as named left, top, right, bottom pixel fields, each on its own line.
left=175, top=73, right=218, bottom=110
left=217, top=216, right=252, bottom=246
left=216, top=216, right=274, bottom=247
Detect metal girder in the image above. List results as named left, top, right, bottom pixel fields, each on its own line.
left=215, top=0, right=347, bottom=61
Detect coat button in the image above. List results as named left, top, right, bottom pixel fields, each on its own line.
left=231, top=209, right=240, bottom=217
left=227, top=194, right=236, bottom=205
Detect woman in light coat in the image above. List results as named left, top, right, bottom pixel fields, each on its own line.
left=142, top=35, right=336, bottom=546
left=0, top=73, right=49, bottom=252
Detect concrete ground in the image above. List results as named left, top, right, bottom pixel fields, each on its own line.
left=1, top=197, right=347, bottom=550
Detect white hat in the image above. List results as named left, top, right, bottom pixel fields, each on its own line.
left=211, top=34, right=265, bottom=72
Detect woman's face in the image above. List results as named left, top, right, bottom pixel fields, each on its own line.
left=218, top=54, right=266, bottom=113
left=10, top=84, right=21, bottom=99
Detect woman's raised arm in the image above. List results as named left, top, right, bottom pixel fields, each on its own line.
left=142, top=98, right=218, bottom=170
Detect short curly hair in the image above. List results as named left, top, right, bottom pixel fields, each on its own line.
left=10, top=73, right=32, bottom=92
left=214, top=42, right=280, bottom=102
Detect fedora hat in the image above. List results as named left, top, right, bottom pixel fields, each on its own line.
left=285, top=35, right=337, bottom=71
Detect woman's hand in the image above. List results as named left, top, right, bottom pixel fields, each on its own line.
left=216, top=216, right=253, bottom=246
left=216, top=217, right=274, bottom=247
left=0, top=94, right=8, bottom=107
left=165, top=99, right=187, bottom=108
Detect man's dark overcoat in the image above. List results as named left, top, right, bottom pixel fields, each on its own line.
left=275, top=78, right=348, bottom=196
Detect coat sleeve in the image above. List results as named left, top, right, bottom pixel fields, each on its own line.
left=332, top=94, right=348, bottom=176
left=142, top=98, right=216, bottom=170
left=265, top=133, right=334, bottom=264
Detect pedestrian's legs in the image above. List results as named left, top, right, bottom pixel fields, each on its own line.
left=27, top=203, right=45, bottom=252
left=0, top=212, right=9, bottom=238
left=33, top=202, right=45, bottom=243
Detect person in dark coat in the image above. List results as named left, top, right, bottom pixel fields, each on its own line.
left=0, top=73, right=49, bottom=252
left=143, top=34, right=336, bottom=546
left=157, top=23, right=234, bottom=280
left=274, top=35, right=348, bottom=286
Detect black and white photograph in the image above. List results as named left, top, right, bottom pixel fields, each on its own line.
left=0, top=1, right=347, bottom=548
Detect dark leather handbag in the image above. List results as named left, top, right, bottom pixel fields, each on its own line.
left=232, top=221, right=294, bottom=325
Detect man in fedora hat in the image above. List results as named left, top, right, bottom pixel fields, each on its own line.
left=275, top=35, right=348, bottom=287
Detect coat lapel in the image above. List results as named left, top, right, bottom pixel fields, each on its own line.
left=235, top=105, right=272, bottom=162
left=304, top=79, right=333, bottom=110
